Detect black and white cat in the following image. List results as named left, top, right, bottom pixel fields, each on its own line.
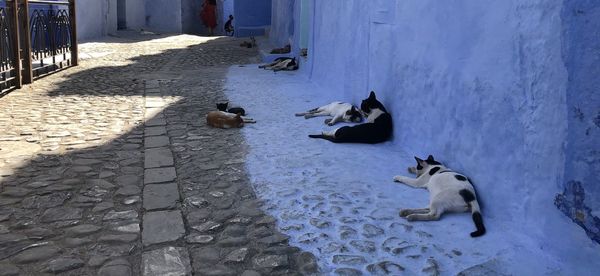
left=295, top=102, right=363, bottom=126
left=217, top=102, right=246, bottom=116
left=258, top=57, right=298, bottom=72
left=308, top=91, right=392, bottom=143
left=393, top=155, right=486, bottom=237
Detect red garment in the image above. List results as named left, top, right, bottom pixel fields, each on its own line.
left=201, top=2, right=217, bottom=29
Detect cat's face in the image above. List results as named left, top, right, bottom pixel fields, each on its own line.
left=360, top=91, right=384, bottom=114
left=216, top=102, right=228, bottom=111
left=413, top=155, right=442, bottom=177
left=344, top=106, right=363, bottom=123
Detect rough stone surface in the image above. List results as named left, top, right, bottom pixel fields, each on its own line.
left=12, top=245, right=61, bottom=264
left=144, top=147, right=174, bottom=168
left=98, top=258, right=132, bottom=276
left=143, top=183, right=180, bottom=210
left=142, top=210, right=185, bottom=246
left=0, top=264, right=20, bottom=276
left=144, top=167, right=177, bottom=184
left=145, top=136, right=170, bottom=148
left=40, top=207, right=83, bottom=222
left=0, top=34, right=315, bottom=275
left=43, top=257, right=85, bottom=273
left=142, top=247, right=192, bottom=276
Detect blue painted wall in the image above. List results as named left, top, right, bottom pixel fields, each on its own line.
left=145, top=0, right=182, bottom=33
left=268, top=0, right=313, bottom=75
left=555, top=0, right=600, bottom=243
left=76, top=0, right=117, bottom=40
left=270, top=0, right=294, bottom=47
left=233, top=0, right=271, bottom=37
left=276, top=0, right=600, bottom=255
left=222, top=0, right=234, bottom=34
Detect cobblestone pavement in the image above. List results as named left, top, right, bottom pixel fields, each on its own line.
left=0, top=34, right=318, bottom=275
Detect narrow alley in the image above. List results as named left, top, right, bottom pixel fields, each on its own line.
left=0, top=33, right=317, bottom=275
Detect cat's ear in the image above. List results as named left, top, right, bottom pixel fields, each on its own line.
left=369, top=91, right=376, bottom=99
left=427, top=155, right=435, bottom=162
left=414, top=156, right=424, bottom=164
left=347, top=106, right=355, bottom=115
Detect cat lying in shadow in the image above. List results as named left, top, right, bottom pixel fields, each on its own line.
left=217, top=102, right=246, bottom=116
left=206, top=111, right=256, bottom=129
left=308, top=91, right=392, bottom=143
left=258, top=57, right=298, bottom=72
left=295, top=102, right=363, bottom=126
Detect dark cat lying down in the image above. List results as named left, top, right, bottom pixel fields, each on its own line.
left=308, top=91, right=392, bottom=144
left=217, top=102, right=246, bottom=116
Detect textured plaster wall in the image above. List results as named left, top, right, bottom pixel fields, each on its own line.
left=270, top=0, right=295, bottom=47
left=145, top=0, right=182, bottom=33
left=222, top=0, right=234, bottom=31
left=76, top=0, right=117, bottom=40
left=303, top=0, right=600, bottom=253
left=125, top=0, right=146, bottom=30
left=268, top=0, right=313, bottom=75
left=233, top=0, right=271, bottom=36
left=181, top=0, right=201, bottom=34
left=556, top=0, right=600, bottom=243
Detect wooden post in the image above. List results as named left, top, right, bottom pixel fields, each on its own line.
left=68, top=0, right=77, bottom=66
left=20, top=0, right=32, bottom=84
left=8, top=0, right=21, bottom=88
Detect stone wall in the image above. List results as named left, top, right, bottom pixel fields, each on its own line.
left=555, top=0, right=600, bottom=244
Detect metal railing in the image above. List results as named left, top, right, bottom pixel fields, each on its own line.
left=0, top=0, right=77, bottom=94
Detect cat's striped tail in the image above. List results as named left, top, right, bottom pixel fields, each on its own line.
left=459, top=189, right=486, bottom=237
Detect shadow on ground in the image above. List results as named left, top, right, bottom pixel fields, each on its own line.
left=0, top=35, right=317, bottom=275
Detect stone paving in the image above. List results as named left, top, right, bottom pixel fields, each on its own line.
left=0, top=34, right=317, bottom=275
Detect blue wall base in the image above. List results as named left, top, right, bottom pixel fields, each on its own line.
left=555, top=181, right=600, bottom=244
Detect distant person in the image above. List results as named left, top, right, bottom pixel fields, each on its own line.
left=200, top=0, right=217, bottom=36
left=224, top=14, right=234, bottom=36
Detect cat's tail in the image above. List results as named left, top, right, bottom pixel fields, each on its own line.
left=459, top=189, right=486, bottom=237
left=308, top=134, right=338, bottom=143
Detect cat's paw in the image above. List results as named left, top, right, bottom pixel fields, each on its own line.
left=407, top=167, right=417, bottom=174
left=393, top=175, right=405, bottom=183
left=324, top=118, right=332, bottom=125
left=406, top=214, right=417, bottom=222
left=399, top=209, right=411, bottom=217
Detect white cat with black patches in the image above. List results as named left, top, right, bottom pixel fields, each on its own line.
left=295, top=102, right=363, bottom=126
left=308, top=91, right=393, bottom=144
left=393, top=155, right=486, bottom=237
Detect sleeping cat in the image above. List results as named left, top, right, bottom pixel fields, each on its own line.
left=308, top=91, right=392, bottom=143
left=217, top=102, right=246, bottom=116
left=258, top=57, right=298, bottom=72
left=393, top=155, right=486, bottom=237
left=295, top=102, right=363, bottom=126
left=206, top=111, right=255, bottom=129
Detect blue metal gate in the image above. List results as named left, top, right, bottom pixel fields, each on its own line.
left=0, top=0, right=77, bottom=95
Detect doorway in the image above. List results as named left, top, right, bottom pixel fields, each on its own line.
left=117, top=0, right=127, bottom=30
left=298, top=0, right=311, bottom=56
